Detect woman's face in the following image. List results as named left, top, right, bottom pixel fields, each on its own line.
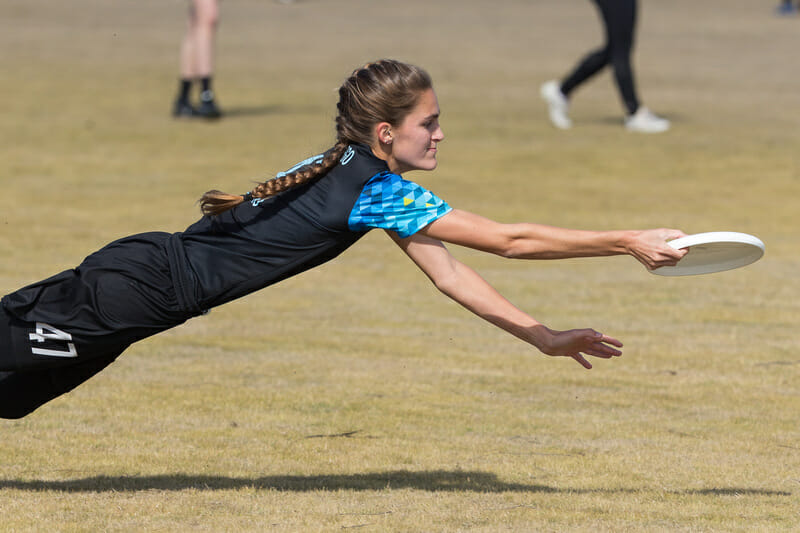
left=382, top=88, right=444, bottom=174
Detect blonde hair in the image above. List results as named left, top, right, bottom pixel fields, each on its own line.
left=199, top=60, right=433, bottom=216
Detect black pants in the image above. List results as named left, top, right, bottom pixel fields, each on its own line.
left=560, top=0, right=640, bottom=115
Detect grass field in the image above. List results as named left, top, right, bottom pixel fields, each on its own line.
left=1, top=0, right=799, bottom=530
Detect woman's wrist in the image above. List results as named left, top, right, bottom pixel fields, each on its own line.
left=612, top=229, right=639, bottom=256
left=526, top=324, right=555, bottom=354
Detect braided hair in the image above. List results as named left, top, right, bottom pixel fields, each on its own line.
left=199, top=60, right=433, bottom=217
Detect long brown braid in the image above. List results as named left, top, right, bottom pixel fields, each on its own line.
left=199, top=60, right=433, bottom=217
left=199, top=141, right=348, bottom=217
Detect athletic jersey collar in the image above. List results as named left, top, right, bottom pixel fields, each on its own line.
left=345, top=142, right=389, bottom=173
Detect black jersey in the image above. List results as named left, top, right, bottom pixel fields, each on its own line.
left=179, top=143, right=395, bottom=311
left=1, top=144, right=451, bottom=369
left=177, top=143, right=451, bottom=311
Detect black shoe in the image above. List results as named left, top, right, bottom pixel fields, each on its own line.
left=172, top=99, right=197, bottom=118
left=196, top=90, right=223, bottom=119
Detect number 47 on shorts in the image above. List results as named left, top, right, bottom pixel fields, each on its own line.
left=29, top=322, right=78, bottom=358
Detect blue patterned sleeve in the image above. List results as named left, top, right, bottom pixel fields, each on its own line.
left=348, top=172, right=452, bottom=238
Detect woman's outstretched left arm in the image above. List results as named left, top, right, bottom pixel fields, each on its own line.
left=419, top=209, right=687, bottom=271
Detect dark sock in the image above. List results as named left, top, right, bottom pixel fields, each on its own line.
left=177, top=79, right=193, bottom=103
left=200, top=77, right=214, bottom=101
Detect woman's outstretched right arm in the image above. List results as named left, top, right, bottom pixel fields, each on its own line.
left=387, top=230, right=623, bottom=369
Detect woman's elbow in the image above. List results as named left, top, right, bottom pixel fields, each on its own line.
left=492, top=225, right=550, bottom=259
left=430, top=268, right=462, bottom=298
left=490, top=225, right=528, bottom=259
left=493, top=235, right=527, bottom=259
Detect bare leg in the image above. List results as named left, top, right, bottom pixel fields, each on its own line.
left=184, top=0, right=219, bottom=80
left=174, top=0, right=222, bottom=118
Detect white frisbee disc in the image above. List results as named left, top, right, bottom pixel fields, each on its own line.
left=651, top=231, right=765, bottom=276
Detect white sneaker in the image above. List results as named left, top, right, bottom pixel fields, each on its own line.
left=625, top=106, right=670, bottom=133
left=540, top=80, right=572, bottom=130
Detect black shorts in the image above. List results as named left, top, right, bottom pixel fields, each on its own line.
left=0, top=306, right=125, bottom=419
left=0, top=304, right=130, bottom=372
left=1, top=232, right=194, bottom=373
left=0, top=232, right=194, bottom=418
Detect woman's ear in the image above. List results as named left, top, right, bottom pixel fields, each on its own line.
left=374, top=121, right=393, bottom=145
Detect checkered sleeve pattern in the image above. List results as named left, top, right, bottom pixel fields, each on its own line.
left=348, top=172, right=452, bottom=238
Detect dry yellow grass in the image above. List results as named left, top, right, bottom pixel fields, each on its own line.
left=1, top=0, right=799, bottom=531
